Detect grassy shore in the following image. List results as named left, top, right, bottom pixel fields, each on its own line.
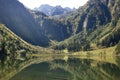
left=74, top=46, right=116, bottom=56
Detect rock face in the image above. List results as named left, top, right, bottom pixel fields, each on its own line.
left=0, top=0, right=49, bottom=47
left=34, top=4, right=53, bottom=16
left=53, top=0, right=120, bottom=51
left=31, top=11, right=70, bottom=41
left=65, top=0, right=120, bottom=34
left=34, top=4, right=74, bottom=16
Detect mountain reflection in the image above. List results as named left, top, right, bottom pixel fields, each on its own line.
left=10, top=56, right=120, bottom=80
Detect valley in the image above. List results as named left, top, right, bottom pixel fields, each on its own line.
left=0, top=0, right=120, bottom=80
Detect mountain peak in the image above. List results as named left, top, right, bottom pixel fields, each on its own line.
left=34, top=4, right=74, bottom=16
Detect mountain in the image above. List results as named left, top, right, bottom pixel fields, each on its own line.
left=53, top=0, right=120, bottom=52
left=50, top=6, right=73, bottom=16
left=0, top=0, right=49, bottom=47
left=30, top=10, right=71, bottom=42
left=0, top=0, right=119, bottom=52
left=63, top=0, right=112, bottom=34
left=0, top=0, right=120, bottom=79
left=34, top=4, right=53, bottom=16
left=34, top=4, right=74, bottom=16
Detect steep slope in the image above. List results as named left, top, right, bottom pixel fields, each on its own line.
left=53, top=0, right=120, bottom=52
left=64, top=0, right=112, bottom=34
left=0, top=0, right=49, bottom=47
left=31, top=11, right=71, bottom=41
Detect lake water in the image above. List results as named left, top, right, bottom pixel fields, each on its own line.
left=10, top=56, right=120, bottom=80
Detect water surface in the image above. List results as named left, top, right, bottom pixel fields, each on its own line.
left=10, top=56, right=120, bottom=80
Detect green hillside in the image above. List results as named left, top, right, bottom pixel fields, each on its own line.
left=53, top=0, right=120, bottom=52
left=0, top=0, right=49, bottom=47
left=0, top=23, right=35, bottom=80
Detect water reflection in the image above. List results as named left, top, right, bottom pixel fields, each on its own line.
left=10, top=56, right=120, bottom=80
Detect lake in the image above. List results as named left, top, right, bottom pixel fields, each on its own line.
left=10, top=55, right=120, bottom=80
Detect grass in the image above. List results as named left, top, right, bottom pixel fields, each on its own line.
left=72, top=46, right=117, bottom=64
left=72, top=46, right=116, bottom=56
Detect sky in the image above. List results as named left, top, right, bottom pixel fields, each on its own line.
left=19, top=0, right=89, bottom=9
